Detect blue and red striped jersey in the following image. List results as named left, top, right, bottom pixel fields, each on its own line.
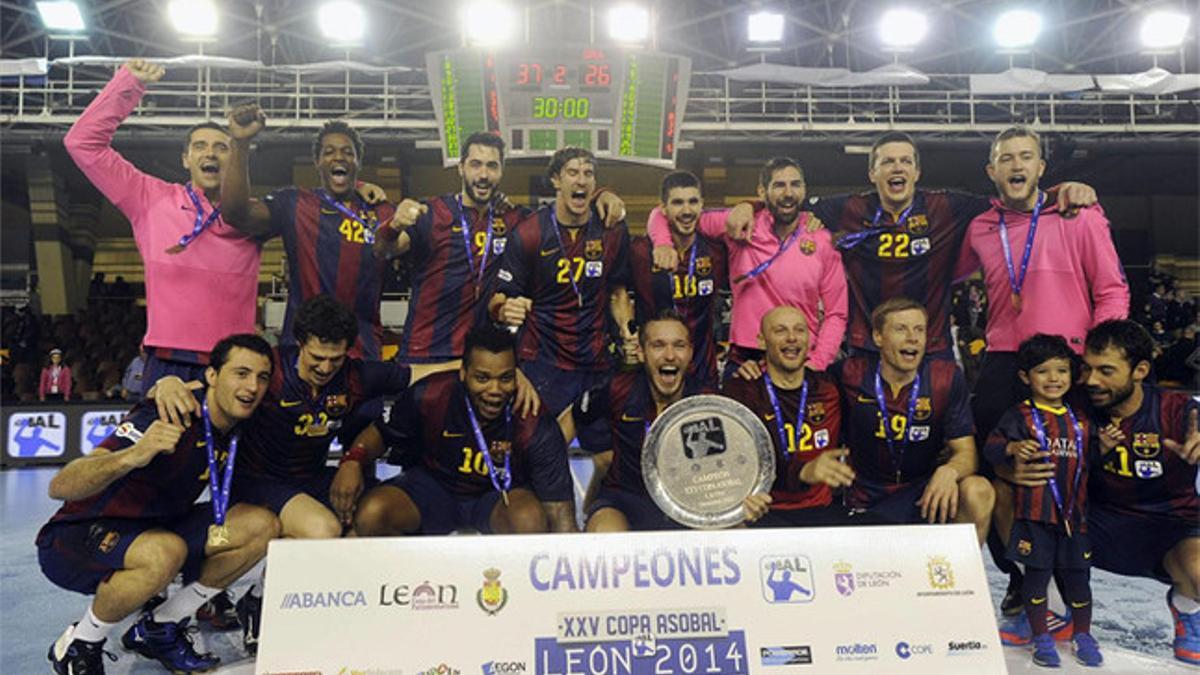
left=985, top=401, right=1092, bottom=529
left=1089, top=386, right=1198, bottom=522
left=807, top=190, right=988, bottom=355
left=237, top=345, right=411, bottom=480
left=380, top=371, right=571, bottom=500
left=722, top=371, right=842, bottom=510
left=398, top=195, right=532, bottom=363
left=494, top=206, right=631, bottom=372
left=834, top=355, right=974, bottom=507
left=573, top=371, right=711, bottom=495
left=263, top=188, right=397, bottom=360
left=47, top=391, right=233, bottom=523
left=628, top=235, right=728, bottom=387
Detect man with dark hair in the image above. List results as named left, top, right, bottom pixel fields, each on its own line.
left=220, top=105, right=393, bottom=359
left=64, top=60, right=262, bottom=404
left=339, top=323, right=577, bottom=535
left=41, top=334, right=278, bottom=674
left=833, top=297, right=994, bottom=542
left=1006, top=319, right=1200, bottom=665
left=646, top=157, right=847, bottom=379
left=489, top=147, right=633, bottom=455
left=628, top=171, right=728, bottom=387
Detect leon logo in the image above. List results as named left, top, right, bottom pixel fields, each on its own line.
left=7, top=413, right=66, bottom=458
left=681, top=417, right=726, bottom=459
left=760, top=555, right=814, bottom=604
left=477, top=568, right=508, bottom=616
left=833, top=561, right=855, bottom=597
left=81, top=411, right=124, bottom=455
left=926, top=556, right=955, bottom=590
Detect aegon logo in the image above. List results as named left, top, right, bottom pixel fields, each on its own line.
left=481, top=661, right=527, bottom=674
left=279, top=590, right=367, bottom=610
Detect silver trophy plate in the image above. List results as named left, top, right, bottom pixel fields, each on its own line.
left=642, top=395, right=775, bottom=529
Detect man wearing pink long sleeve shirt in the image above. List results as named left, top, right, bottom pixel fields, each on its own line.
left=956, top=126, right=1129, bottom=444
left=647, top=158, right=848, bottom=379
left=63, top=60, right=261, bottom=390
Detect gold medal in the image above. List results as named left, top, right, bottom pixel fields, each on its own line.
left=207, top=524, right=230, bottom=547
left=165, top=244, right=186, bottom=255
left=1063, top=520, right=1072, bottom=538
left=502, top=490, right=510, bottom=507
left=1010, top=292, right=1023, bottom=312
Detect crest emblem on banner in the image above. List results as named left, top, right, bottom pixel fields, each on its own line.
left=833, top=561, right=855, bottom=597
left=926, top=556, right=955, bottom=590
left=477, top=568, right=508, bottom=616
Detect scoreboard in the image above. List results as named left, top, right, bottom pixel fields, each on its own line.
left=426, top=48, right=691, bottom=167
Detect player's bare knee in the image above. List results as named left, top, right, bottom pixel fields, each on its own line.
left=958, top=476, right=995, bottom=514
left=585, top=508, right=629, bottom=533
left=128, top=531, right=188, bottom=578
left=228, top=505, right=281, bottom=547
left=508, top=503, right=549, bottom=534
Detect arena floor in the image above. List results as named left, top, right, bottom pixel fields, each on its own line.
left=1, top=465, right=1192, bottom=674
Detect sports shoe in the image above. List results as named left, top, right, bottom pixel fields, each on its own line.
left=1000, top=575, right=1024, bottom=616
left=1032, top=633, right=1061, bottom=667
left=120, top=613, right=219, bottom=673
left=1168, top=588, right=1200, bottom=665
left=1072, top=632, right=1103, bottom=667
left=195, top=590, right=241, bottom=631
left=48, top=624, right=115, bottom=675
left=235, top=590, right=262, bottom=656
left=999, top=608, right=1074, bottom=646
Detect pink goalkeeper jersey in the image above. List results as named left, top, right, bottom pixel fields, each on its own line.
left=64, top=66, right=261, bottom=355
left=648, top=206, right=848, bottom=370
left=954, top=200, right=1128, bottom=354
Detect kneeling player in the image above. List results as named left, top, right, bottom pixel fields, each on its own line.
left=348, top=323, right=577, bottom=534
left=984, top=334, right=1101, bottom=667
left=40, top=335, right=279, bottom=674
left=561, top=310, right=770, bottom=531
left=833, top=297, right=994, bottom=542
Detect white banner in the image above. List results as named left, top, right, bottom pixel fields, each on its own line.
left=256, top=524, right=1003, bottom=674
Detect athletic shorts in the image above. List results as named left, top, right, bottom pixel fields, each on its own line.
left=587, top=485, right=683, bottom=531
left=383, top=466, right=501, bottom=535
left=36, top=503, right=212, bottom=594
left=521, top=359, right=610, bottom=454
left=849, top=478, right=931, bottom=525
left=1088, top=504, right=1200, bottom=583
left=1006, top=519, right=1091, bottom=570
left=233, top=466, right=361, bottom=515
left=755, top=505, right=891, bottom=528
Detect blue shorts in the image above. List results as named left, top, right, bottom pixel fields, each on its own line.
left=1006, top=519, right=1091, bottom=571
left=36, top=503, right=212, bottom=595
left=1088, top=504, right=1200, bottom=583
left=384, top=466, right=501, bottom=535
left=587, top=485, right=683, bottom=531
left=234, top=467, right=348, bottom=515
left=851, top=479, right=931, bottom=525
left=521, top=359, right=610, bottom=454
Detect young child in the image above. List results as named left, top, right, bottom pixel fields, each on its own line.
left=985, top=334, right=1103, bottom=668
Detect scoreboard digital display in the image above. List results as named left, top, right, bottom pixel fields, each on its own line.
left=426, top=48, right=690, bottom=167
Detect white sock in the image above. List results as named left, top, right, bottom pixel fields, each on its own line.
left=153, top=582, right=222, bottom=623
left=248, top=562, right=266, bottom=598
left=71, top=605, right=118, bottom=643
left=1173, top=589, right=1200, bottom=615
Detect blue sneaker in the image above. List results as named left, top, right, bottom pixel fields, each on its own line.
left=48, top=624, right=116, bottom=675
left=1169, top=588, right=1200, bottom=665
left=999, top=608, right=1074, bottom=646
left=1032, top=634, right=1061, bottom=667
left=120, top=614, right=219, bottom=673
left=1072, top=632, right=1103, bottom=667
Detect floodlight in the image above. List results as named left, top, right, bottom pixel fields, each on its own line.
left=318, top=1, right=365, bottom=44
left=461, top=2, right=518, bottom=46
left=1140, top=10, right=1190, bottom=49
left=993, top=9, right=1043, bottom=49
left=879, top=8, right=927, bottom=48
left=168, top=0, right=218, bottom=38
left=608, top=4, right=650, bottom=43
left=37, top=1, right=84, bottom=32
left=748, top=12, right=784, bottom=43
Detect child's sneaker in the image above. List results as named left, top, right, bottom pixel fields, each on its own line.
left=1032, top=633, right=1061, bottom=667
left=1071, top=632, right=1103, bottom=667
left=1168, top=588, right=1200, bottom=665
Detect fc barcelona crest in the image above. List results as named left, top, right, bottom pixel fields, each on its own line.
left=1018, top=539, right=1032, bottom=556
left=477, top=568, right=508, bottom=616
left=799, top=239, right=816, bottom=255
left=906, top=214, right=929, bottom=235
left=1132, top=433, right=1160, bottom=458
left=584, top=239, right=604, bottom=260
left=491, top=218, right=507, bottom=237
left=914, top=396, right=932, bottom=421
left=325, top=394, right=349, bottom=416
left=695, top=256, right=712, bottom=276
left=806, top=402, right=826, bottom=424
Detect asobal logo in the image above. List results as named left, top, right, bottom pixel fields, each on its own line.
left=760, top=555, right=814, bottom=604
left=279, top=590, right=367, bottom=610
left=895, top=641, right=934, bottom=659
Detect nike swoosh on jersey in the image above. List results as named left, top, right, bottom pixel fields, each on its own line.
left=540, top=247, right=561, bottom=257
left=857, top=395, right=876, bottom=403
left=451, top=226, right=463, bottom=233
left=620, top=414, right=644, bottom=422
left=763, top=413, right=776, bottom=421
left=279, top=400, right=305, bottom=408
left=442, top=430, right=466, bottom=438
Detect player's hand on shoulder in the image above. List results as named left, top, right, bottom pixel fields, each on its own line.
left=357, top=182, right=389, bottom=205
left=733, top=359, right=763, bottom=381
left=129, top=420, right=184, bottom=467
left=652, top=245, right=679, bottom=272
left=594, top=190, right=626, bottom=228
left=227, top=103, right=266, bottom=141
left=726, top=202, right=755, bottom=241
left=391, top=198, right=427, bottom=230
left=125, top=59, right=165, bottom=84
left=805, top=215, right=826, bottom=234
left=149, top=376, right=202, bottom=428
left=514, top=368, right=541, bottom=418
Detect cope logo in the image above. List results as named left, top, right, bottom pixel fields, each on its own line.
left=895, top=641, right=934, bottom=659
left=760, top=555, right=814, bottom=604
left=7, top=413, right=66, bottom=458
left=81, top=411, right=125, bottom=455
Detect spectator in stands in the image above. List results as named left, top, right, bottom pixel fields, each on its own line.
left=122, top=348, right=147, bottom=400
left=38, top=348, right=72, bottom=402
left=110, top=275, right=132, bottom=300
left=88, top=272, right=109, bottom=300
left=1157, top=325, right=1199, bottom=389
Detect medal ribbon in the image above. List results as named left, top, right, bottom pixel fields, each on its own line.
left=1028, top=402, right=1085, bottom=529
left=734, top=219, right=802, bottom=284
left=997, top=191, right=1044, bottom=301
left=175, top=183, right=222, bottom=250
left=764, top=373, right=808, bottom=464
left=458, top=195, right=496, bottom=289
left=464, top=396, right=512, bottom=497
left=669, top=241, right=698, bottom=315
left=202, top=399, right=238, bottom=527
left=318, top=189, right=378, bottom=244
left=873, top=363, right=921, bottom=483
left=549, top=206, right=586, bottom=307
left=835, top=202, right=914, bottom=250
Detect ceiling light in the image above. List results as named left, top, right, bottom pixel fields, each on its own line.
left=461, top=2, right=518, bottom=46
left=748, top=12, right=784, bottom=43
left=36, top=1, right=84, bottom=32
left=318, top=1, right=365, bottom=45
left=168, top=0, right=218, bottom=38
left=1140, top=10, right=1190, bottom=49
left=608, top=4, right=650, bottom=43
left=993, top=9, right=1043, bottom=49
left=879, top=8, right=928, bottom=49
